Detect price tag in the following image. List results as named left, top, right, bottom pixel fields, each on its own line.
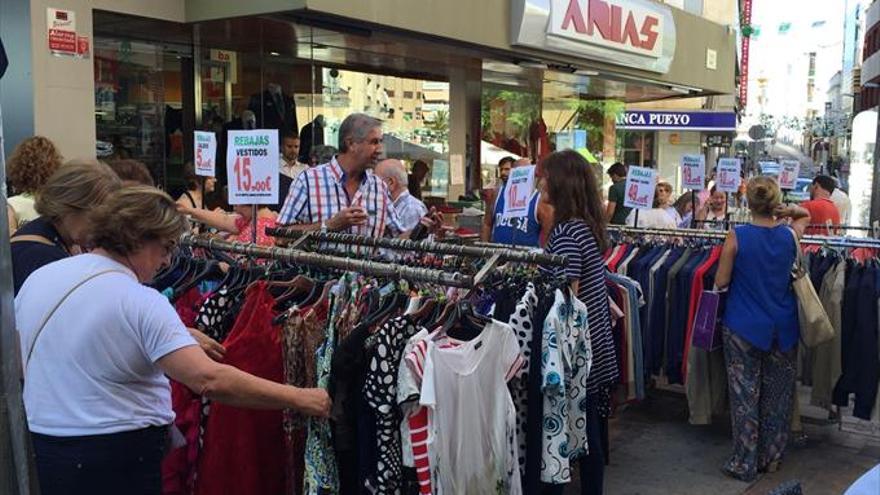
left=716, top=158, right=741, bottom=193
left=622, top=166, right=657, bottom=210
left=680, top=154, right=705, bottom=191
left=226, top=130, right=279, bottom=205
left=779, top=160, right=800, bottom=190
left=501, top=165, right=536, bottom=219
left=194, top=131, right=217, bottom=177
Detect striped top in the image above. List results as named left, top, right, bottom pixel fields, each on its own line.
left=278, top=157, right=403, bottom=238
left=542, top=219, right=619, bottom=392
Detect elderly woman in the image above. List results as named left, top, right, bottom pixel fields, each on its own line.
left=6, top=136, right=63, bottom=234
left=11, top=160, right=121, bottom=295
left=714, top=176, right=811, bottom=481
left=15, top=186, right=330, bottom=495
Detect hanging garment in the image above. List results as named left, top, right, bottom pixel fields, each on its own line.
left=833, top=263, right=880, bottom=420
left=196, top=283, right=285, bottom=495
left=421, top=320, right=524, bottom=495
left=811, top=259, right=845, bottom=410
left=507, top=284, right=538, bottom=474
left=540, top=289, right=592, bottom=484
left=363, top=316, right=421, bottom=494
left=283, top=302, right=329, bottom=495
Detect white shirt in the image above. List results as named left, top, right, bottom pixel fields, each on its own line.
left=421, top=320, right=524, bottom=494
left=15, top=253, right=196, bottom=436
left=831, top=188, right=851, bottom=224
left=280, top=156, right=309, bottom=179
left=625, top=208, right=677, bottom=229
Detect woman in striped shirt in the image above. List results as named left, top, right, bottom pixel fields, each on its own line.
left=540, top=149, right=619, bottom=495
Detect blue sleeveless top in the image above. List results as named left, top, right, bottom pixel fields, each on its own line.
left=722, top=224, right=799, bottom=351
left=491, top=184, right=541, bottom=247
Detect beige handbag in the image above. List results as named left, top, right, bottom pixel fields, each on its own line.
left=787, top=228, right=834, bottom=347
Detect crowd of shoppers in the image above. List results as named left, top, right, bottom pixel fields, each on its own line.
left=3, top=119, right=862, bottom=494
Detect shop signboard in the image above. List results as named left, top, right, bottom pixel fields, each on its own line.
left=716, top=158, right=741, bottom=193
left=616, top=111, right=737, bottom=131
left=502, top=165, right=536, bottom=219
left=47, top=8, right=89, bottom=58
left=623, top=166, right=657, bottom=209
left=226, top=130, right=279, bottom=205
left=511, top=0, right=676, bottom=73
left=779, top=160, right=800, bottom=190
left=194, top=131, right=217, bottom=177
left=680, top=155, right=705, bottom=190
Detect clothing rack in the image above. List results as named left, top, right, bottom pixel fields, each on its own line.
left=607, top=225, right=880, bottom=249
left=264, top=226, right=567, bottom=267
left=694, top=219, right=876, bottom=233
left=179, top=234, right=475, bottom=288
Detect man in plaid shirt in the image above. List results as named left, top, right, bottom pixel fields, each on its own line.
left=278, top=113, right=439, bottom=239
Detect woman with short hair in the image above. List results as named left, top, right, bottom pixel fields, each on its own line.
left=15, top=186, right=330, bottom=495
left=6, top=136, right=63, bottom=234
left=10, top=159, right=121, bottom=295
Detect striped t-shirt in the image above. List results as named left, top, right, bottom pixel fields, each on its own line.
left=542, top=219, right=619, bottom=393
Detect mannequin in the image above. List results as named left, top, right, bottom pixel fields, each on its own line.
left=248, top=82, right=297, bottom=133
left=298, top=114, right=326, bottom=163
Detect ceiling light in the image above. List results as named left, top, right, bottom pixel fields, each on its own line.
left=269, top=51, right=280, bottom=57
left=573, top=69, right=599, bottom=77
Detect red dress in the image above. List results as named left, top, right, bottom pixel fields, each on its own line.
left=196, top=283, right=286, bottom=495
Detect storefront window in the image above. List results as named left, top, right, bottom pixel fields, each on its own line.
left=94, top=37, right=189, bottom=189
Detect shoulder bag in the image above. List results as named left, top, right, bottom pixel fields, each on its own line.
left=786, top=227, right=834, bottom=347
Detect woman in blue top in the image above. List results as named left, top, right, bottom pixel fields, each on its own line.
left=714, top=176, right=811, bottom=482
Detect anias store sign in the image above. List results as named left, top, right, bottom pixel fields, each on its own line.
left=549, top=0, right=663, bottom=58
left=511, top=0, right=676, bottom=73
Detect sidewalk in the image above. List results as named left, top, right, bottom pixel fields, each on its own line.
left=565, top=391, right=879, bottom=494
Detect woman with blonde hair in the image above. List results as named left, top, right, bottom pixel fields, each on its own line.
left=714, top=176, right=811, bottom=481
left=6, top=136, right=63, bottom=234
left=10, top=160, right=121, bottom=294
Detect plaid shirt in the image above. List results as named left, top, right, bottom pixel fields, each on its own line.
left=278, top=157, right=403, bottom=238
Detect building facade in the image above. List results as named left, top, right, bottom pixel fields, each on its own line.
left=0, top=0, right=736, bottom=200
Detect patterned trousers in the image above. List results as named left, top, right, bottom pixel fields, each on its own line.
left=721, top=328, right=797, bottom=482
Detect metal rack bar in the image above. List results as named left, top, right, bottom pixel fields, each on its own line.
left=180, top=234, right=474, bottom=288
left=607, top=225, right=880, bottom=249
left=265, top=227, right=567, bottom=267
left=693, top=219, right=875, bottom=232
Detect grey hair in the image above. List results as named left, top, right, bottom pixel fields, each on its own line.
left=377, top=159, right=408, bottom=184
left=338, top=113, right=383, bottom=152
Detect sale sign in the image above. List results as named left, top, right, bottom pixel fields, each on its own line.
left=501, top=165, right=536, bottom=219
left=716, top=158, right=741, bottom=193
left=779, top=160, right=800, bottom=190
left=194, top=131, right=217, bottom=177
left=623, top=166, right=657, bottom=210
left=680, top=154, right=705, bottom=190
left=226, top=130, right=279, bottom=205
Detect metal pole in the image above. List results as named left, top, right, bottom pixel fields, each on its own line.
left=0, top=101, right=39, bottom=494
left=634, top=209, right=640, bottom=229
left=690, top=190, right=697, bottom=229
left=251, top=204, right=257, bottom=244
